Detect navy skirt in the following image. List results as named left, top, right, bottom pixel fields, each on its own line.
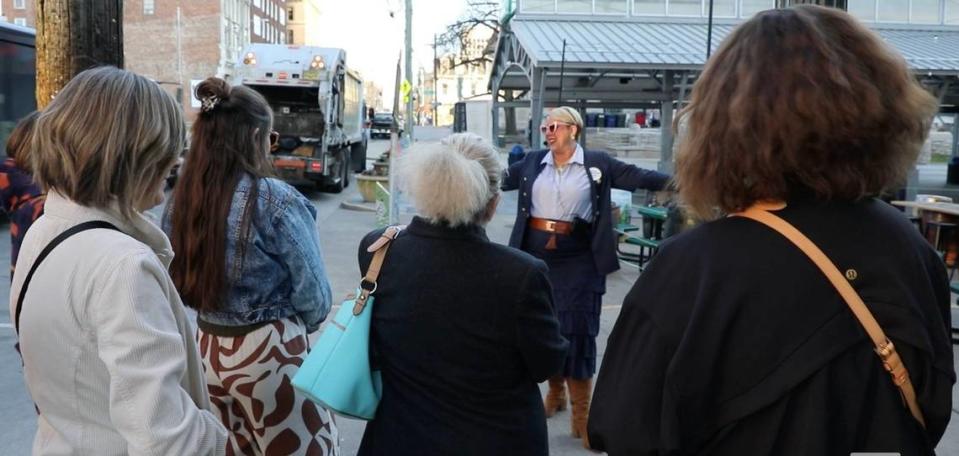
left=523, top=229, right=605, bottom=379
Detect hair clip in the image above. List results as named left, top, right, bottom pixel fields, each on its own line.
left=200, top=95, right=220, bottom=113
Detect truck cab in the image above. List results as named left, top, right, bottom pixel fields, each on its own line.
left=236, top=44, right=367, bottom=192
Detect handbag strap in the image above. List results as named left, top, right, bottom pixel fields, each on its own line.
left=735, top=206, right=926, bottom=428
left=353, top=225, right=404, bottom=315
left=15, top=220, right=122, bottom=335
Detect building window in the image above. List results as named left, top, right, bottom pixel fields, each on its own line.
left=143, top=0, right=155, bottom=15
left=556, top=0, right=592, bottom=12
left=255, top=0, right=262, bottom=9
left=633, top=0, right=666, bottom=15
left=14, top=0, right=25, bottom=9
left=740, top=0, right=774, bottom=16
left=877, top=0, right=909, bottom=22
left=280, top=12, right=286, bottom=25
left=594, top=0, right=628, bottom=13
left=254, top=15, right=262, bottom=36
left=14, top=17, right=26, bottom=26
left=522, top=0, right=556, bottom=12
left=288, top=29, right=295, bottom=43
left=707, top=0, right=736, bottom=16
left=847, top=0, right=877, bottom=20
left=668, top=0, right=702, bottom=15
left=948, top=0, right=959, bottom=24
left=911, top=0, right=941, bottom=23
left=289, top=7, right=295, bottom=21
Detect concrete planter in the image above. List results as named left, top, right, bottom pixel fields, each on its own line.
left=356, top=173, right=389, bottom=203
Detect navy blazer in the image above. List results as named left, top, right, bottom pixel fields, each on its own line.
left=502, top=149, right=671, bottom=275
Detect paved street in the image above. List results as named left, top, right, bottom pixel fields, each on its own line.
left=0, top=127, right=957, bottom=454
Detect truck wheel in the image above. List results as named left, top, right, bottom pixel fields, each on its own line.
left=351, top=141, right=367, bottom=173
left=325, top=160, right=347, bottom=194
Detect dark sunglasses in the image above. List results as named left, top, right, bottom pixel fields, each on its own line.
left=540, top=122, right=570, bottom=134
left=269, top=131, right=279, bottom=146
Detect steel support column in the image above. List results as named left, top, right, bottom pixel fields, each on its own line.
left=491, top=78, right=501, bottom=147
left=952, top=113, right=959, bottom=157
left=659, top=70, right=675, bottom=174
left=530, top=67, right=546, bottom=149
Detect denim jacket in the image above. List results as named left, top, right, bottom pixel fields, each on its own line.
left=163, top=175, right=333, bottom=333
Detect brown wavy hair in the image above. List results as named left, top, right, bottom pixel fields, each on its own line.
left=168, top=77, right=274, bottom=312
left=5, top=111, right=39, bottom=171
left=674, top=5, right=937, bottom=220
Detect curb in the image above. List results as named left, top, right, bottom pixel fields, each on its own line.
left=340, top=201, right=377, bottom=213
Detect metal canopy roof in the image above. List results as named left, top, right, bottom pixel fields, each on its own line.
left=511, top=20, right=734, bottom=69
left=489, top=16, right=959, bottom=160
left=501, top=18, right=959, bottom=74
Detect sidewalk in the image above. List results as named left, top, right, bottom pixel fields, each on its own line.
left=0, top=170, right=955, bottom=454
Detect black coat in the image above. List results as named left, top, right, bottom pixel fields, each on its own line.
left=356, top=217, right=569, bottom=456
left=502, top=149, right=670, bottom=275
left=588, top=199, right=955, bottom=455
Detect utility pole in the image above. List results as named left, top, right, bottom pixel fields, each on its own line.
left=35, top=0, right=124, bottom=108
left=404, top=0, right=414, bottom=141
left=176, top=7, right=184, bottom=105
left=433, top=33, right=439, bottom=127
left=390, top=53, right=403, bottom=225
left=706, top=0, right=715, bottom=59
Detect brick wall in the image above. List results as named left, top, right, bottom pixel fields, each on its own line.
left=124, top=0, right=222, bottom=119
left=1, top=0, right=36, bottom=27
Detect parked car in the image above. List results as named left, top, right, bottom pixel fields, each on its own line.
left=370, top=112, right=403, bottom=139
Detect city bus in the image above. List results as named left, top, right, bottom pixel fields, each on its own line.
left=0, top=21, right=35, bottom=156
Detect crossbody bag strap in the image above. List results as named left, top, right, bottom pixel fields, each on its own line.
left=15, top=221, right=122, bottom=335
left=736, top=206, right=926, bottom=428
left=353, top=225, right=404, bottom=315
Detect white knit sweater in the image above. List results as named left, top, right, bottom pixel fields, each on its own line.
left=10, top=193, right=227, bottom=455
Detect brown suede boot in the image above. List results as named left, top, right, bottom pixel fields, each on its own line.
left=543, top=376, right=568, bottom=417
left=567, top=377, right=593, bottom=449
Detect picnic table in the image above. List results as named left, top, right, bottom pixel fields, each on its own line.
left=616, top=205, right=669, bottom=270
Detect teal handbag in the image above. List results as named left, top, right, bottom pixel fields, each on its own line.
left=292, top=226, right=402, bottom=420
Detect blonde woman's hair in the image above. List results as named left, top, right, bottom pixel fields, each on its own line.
left=549, top=106, right=584, bottom=139
left=399, top=133, right=502, bottom=227
left=30, top=66, right=184, bottom=219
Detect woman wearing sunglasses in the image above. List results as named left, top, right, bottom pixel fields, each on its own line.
left=164, top=77, right=339, bottom=455
left=502, top=106, right=670, bottom=448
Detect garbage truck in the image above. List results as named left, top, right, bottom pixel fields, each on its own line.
left=236, top=44, right=367, bottom=192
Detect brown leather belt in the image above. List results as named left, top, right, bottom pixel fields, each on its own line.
left=529, top=217, right=573, bottom=235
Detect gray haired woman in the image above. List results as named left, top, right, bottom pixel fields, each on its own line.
left=355, top=133, right=568, bottom=456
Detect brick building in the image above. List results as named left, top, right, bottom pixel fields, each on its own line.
left=0, top=0, right=36, bottom=28
left=250, top=0, right=288, bottom=45
left=286, top=0, right=320, bottom=46
left=125, top=0, right=288, bottom=118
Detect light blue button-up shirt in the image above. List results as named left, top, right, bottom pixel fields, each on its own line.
left=531, top=144, right=593, bottom=222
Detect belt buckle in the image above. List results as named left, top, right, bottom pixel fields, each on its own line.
left=545, top=220, right=556, bottom=232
